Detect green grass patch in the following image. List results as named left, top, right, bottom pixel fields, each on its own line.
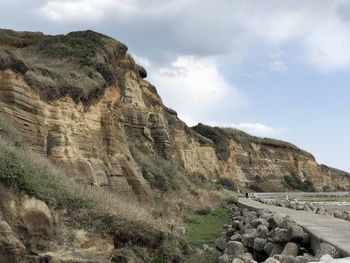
left=184, top=207, right=230, bottom=247
left=0, top=143, right=96, bottom=210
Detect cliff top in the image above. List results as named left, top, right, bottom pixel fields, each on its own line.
left=0, top=28, right=144, bottom=104
left=192, top=123, right=315, bottom=160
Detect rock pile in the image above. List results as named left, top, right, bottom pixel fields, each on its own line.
left=256, top=199, right=350, bottom=221
left=215, top=204, right=339, bottom=263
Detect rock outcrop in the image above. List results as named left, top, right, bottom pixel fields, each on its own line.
left=0, top=28, right=349, bottom=202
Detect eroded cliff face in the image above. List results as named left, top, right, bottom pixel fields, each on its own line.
left=0, top=28, right=349, bottom=200
left=0, top=69, right=151, bottom=200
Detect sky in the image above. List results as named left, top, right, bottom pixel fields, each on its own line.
left=1, top=0, right=350, bottom=171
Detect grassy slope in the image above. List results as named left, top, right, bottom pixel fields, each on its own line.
left=184, top=208, right=230, bottom=247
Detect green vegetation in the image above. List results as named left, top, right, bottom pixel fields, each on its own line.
left=0, top=142, right=96, bottom=210
left=217, top=177, right=237, bottom=191
left=283, top=174, right=316, bottom=192
left=192, top=123, right=230, bottom=160
left=0, top=29, right=129, bottom=104
left=129, top=137, right=188, bottom=193
left=184, top=207, right=230, bottom=247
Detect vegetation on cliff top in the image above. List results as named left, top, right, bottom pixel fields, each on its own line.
left=192, top=123, right=314, bottom=161
left=0, top=29, right=129, bottom=104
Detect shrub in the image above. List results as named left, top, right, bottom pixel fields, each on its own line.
left=283, top=174, right=316, bottom=192
left=192, top=124, right=230, bottom=160
left=217, top=177, right=237, bottom=191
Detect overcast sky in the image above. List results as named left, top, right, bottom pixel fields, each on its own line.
left=1, top=0, right=350, bottom=171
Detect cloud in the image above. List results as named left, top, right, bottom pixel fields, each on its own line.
left=207, top=122, right=285, bottom=137
left=36, top=0, right=350, bottom=73
left=148, top=56, right=246, bottom=126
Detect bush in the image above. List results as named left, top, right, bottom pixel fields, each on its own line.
left=192, top=124, right=230, bottom=160
left=283, top=174, right=316, bottom=192
left=217, top=177, right=237, bottom=191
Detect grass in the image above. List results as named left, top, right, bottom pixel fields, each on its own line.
left=0, top=29, right=128, bottom=104
left=128, top=136, right=189, bottom=193
left=184, top=207, right=230, bottom=247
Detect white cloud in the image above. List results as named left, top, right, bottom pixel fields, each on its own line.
left=148, top=56, right=246, bottom=126
left=207, top=122, right=285, bottom=137
left=304, top=17, right=350, bottom=72
left=37, top=0, right=350, bottom=72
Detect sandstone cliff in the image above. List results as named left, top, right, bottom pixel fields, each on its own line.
left=0, top=28, right=349, bottom=202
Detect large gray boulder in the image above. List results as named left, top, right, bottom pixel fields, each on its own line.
left=268, top=213, right=284, bottom=229
left=264, top=242, right=275, bottom=255
left=257, top=225, right=269, bottom=238
left=315, top=242, right=339, bottom=259
left=270, top=244, right=284, bottom=256
left=254, top=237, right=268, bottom=252
left=215, top=237, right=227, bottom=252
left=230, top=233, right=242, bottom=242
left=218, top=254, right=232, bottom=263
left=242, top=229, right=257, bottom=249
left=251, top=218, right=268, bottom=228
left=281, top=242, right=298, bottom=257
left=286, top=225, right=308, bottom=243
left=270, top=228, right=288, bottom=243
left=333, top=210, right=342, bottom=219
left=238, top=252, right=255, bottom=263
left=264, top=257, right=281, bottom=263
left=227, top=241, right=245, bottom=257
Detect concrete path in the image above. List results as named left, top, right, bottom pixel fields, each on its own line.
left=238, top=198, right=350, bottom=257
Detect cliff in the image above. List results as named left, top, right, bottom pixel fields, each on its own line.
left=0, top=28, right=349, bottom=262
left=0, top=28, right=349, bottom=199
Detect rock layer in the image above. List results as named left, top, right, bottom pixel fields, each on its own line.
left=0, top=29, right=349, bottom=200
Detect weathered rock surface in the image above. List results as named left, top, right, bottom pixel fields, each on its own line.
left=1, top=28, right=350, bottom=197
left=0, top=220, right=25, bottom=263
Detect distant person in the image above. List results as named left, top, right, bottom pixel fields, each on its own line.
left=245, top=192, right=248, bottom=199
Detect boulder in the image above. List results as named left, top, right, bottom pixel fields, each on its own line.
left=333, top=210, right=342, bottom=219
left=238, top=252, right=255, bottom=263
left=294, top=256, right=308, bottom=263
left=227, top=241, right=245, bottom=257
left=0, top=220, right=26, bottom=263
left=281, top=242, right=298, bottom=257
left=270, top=228, right=288, bottom=243
left=20, top=197, right=53, bottom=236
left=264, top=257, right=281, bottom=263
left=230, top=233, right=242, bottom=242
left=218, top=254, right=232, bottom=263
left=270, top=244, right=284, bottom=256
left=286, top=225, right=308, bottom=243
left=280, top=216, right=296, bottom=230
left=215, top=237, right=227, bottom=252
left=316, top=207, right=327, bottom=215
left=254, top=238, right=268, bottom=252
left=251, top=218, right=268, bottom=228
left=264, top=242, right=275, bottom=255
left=315, top=243, right=339, bottom=259
left=242, top=229, right=257, bottom=248
left=257, top=225, right=269, bottom=238
left=268, top=213, right=284, bottom=229
left=280, top=255, right=296, bottom=263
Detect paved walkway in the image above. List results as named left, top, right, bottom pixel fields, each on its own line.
left=238, top=198, right=350, bottom=257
